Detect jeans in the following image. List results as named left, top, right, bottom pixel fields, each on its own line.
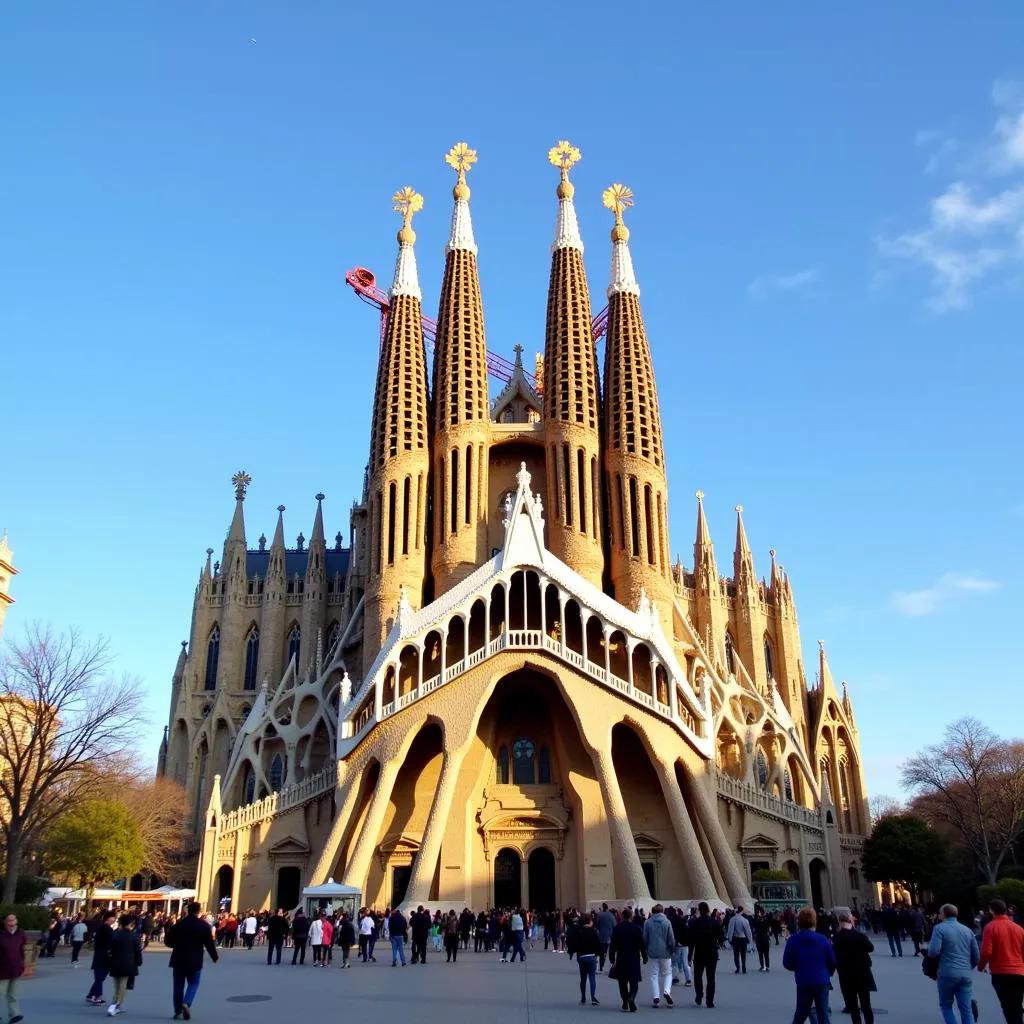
left=732, top=937, right=748, bottom=972
left=510, top=931, right=525, bottom=962
left=992, top=973, right=1024, bottom=1024
left=672, top=946, right=692, bottom=982
left=887, top=932, right=902, bottom=957
left=243, top=932, right=255, bottom=949
left=172, top=968, right=202, bottom=1013
left=87, top=966, right=108, bottom=1000
left=838, top=975, right=874, bottom=1024
left=292, top=938, right=307, bottom=964
left=650, top=957, right=673, bottom=1000
left=938, top=972, right=974, bottom=1024
left=792, top=983, right=831, bottom=1024
left=71, top=940, right=84, bottom=963
left=267, top=939, right=283, bottom=964
left=693, top=954, right=717, bottom=1006
left=0, top=978, right=19, bottom=1020
left=412, top=935, right=427, bottom=963
left=757, top=941, right=771, bottom=970
left=600, top=942, right=610, bottom=971
left=390, top=936, right=406, bottom=965
left=578, top=954, right=597, bottom=1000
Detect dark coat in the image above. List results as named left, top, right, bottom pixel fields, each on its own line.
left=568, top=925, right=603, bottom=959
left=166, top=915, right=218, bottom=974
left=0, top=930, right=26, bottom=980
left=832, top=928, right=876, bottom=991
left=336, top=919, right=356, bottom=947
left=291, top=913, right=310, bottom=942
left=609, top=921, right=648, bottom=983
left=91, top=922, right=115, bottom=971
left=690, top=914, right=724, bottom=961
left=108, top=929, right=143, bottom=979
left=266, top=914, right=290, bottom=944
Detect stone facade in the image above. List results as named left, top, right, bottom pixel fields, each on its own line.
left=0, top=532, right=16, bottom=638
left=163, top=144, right=869, bottom=914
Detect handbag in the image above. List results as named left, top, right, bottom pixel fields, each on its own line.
left=922, top=954, right=939, bottom=980
left=608, top=961, right=620, bottom=980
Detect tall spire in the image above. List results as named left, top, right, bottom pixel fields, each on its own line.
left=226, top=471, right=250, bottom=547
left=390, top=186, right=422, bottom=300
left=694, top=490, right=715, bottom=573
left=734, top=505, right=755, bottom=584
left=445, top=141, right=477, bottom=254
left=310, top=492, right=326, bottom=548
left=604, top=183, right=639, bottom=296
left=542, top=141, right=604, bottom=586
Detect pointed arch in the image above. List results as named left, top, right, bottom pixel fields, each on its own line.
left=269, top=752, right=285, bottom=792
left=755, top=748, right=769, bottom=788
left=243, top=624, right=260, bottom=691
left=763, top=632, right=774, bottom=681
left=724, top=632, right=735, bottom=676
left=204, top=625, right=220, bottom=691
left=287, top=622, right=301, bottom=668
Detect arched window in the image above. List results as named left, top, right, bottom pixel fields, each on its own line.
left=497, top=746, right=510, bottom=784
left=512, top=738, right=536, bottom=784
left=724, top=634, right=735, bottom=675
left=244, top=766, right=256, bottom=804
left=784, top=769, right=794, bottom=802
left=538, top=745, right=551, bottom=784
left=756, top=749, right=769, bottom=788
left=849, top=865, right=860, bottom=891
left=204, top=626, right=220, bottom=691
left=287, top=625, right=301, bottom=668
left=326, top=621, right=341, bottom=655
left=269, top=753, right=285, bottom=792
left=243, top=626, right=259, bottom=691
left=764, top=637, right=774, bottom=680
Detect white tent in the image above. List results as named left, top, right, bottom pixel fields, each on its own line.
left=301, top=878, right=361, bottom=917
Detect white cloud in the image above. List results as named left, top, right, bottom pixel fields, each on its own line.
left=880, top=81, right=1024, bottom=310
left=747, top=268, right=819, bottom=299
left=890, top=572, right=999, bottom=617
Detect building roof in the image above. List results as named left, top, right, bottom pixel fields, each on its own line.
left=245, top=548, right=350, bottom=579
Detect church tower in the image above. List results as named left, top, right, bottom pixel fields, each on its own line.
left=601, top=185, right=674, bottom=631
left=0, top=532, right=17, bottom=638
left=364, top=187, right=433, bottom=670
left=431, top=143, right=491, bottom=591
left=541, top=142, right=604, bottom=587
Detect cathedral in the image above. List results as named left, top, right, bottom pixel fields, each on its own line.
left=160, top=142, right=870, bottom=915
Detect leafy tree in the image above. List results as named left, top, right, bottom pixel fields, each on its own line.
left=978, top=878, right=1024, bottom=909
left=902, top=717, right=1024, bottom=885
left=0, top=624, right=143, bottom=902
left=14, top=875, right=50, bottom=904
left=863, top=813, right=948, bottom=901
left=45, top=799, right=144, bottom=899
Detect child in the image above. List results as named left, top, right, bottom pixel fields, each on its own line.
left=106, top=915, right=142, bottom=1017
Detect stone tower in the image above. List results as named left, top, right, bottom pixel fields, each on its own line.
left=0, top=532, right=16, bottom=638
left=541, top=142, right=604, bottom=588
left=431, top=143, right=491, bottom=590
left=364, top=187, right=432, bottom=670
left=601, top=185, right=674, bottom=632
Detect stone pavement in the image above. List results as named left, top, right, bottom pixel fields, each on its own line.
left=19, top=940, right=1005, bottom=1023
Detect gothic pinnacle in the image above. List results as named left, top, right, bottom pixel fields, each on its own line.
left=390, top=187, right=423, bottom=300
left=602, top=183, right=639, bottom=296
left=548, top=140, right=583, bottom=252
left=444, top=142, right=478, bottom=254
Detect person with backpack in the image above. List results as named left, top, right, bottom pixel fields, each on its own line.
left=444, top=910, right=461, bottom=963
left=106, top=914, right=143, bottom=1017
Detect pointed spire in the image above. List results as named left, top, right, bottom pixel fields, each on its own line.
left=202, top=547, right=214, bottom=581
left=445, top=142, right=477, bottom=254
left=306, top=493, right=326, bottom=584
left=267, top=505, right=286, bottom=581
left=734, top=505, right=755, bottom=584
left=817, top=639, right=837, bottom=694
left=549, top=140, right=583, bottom=252
left=389, top=187, right=423, bottom=300
left=226, top=470, right=250, bottom=546
left=603, top=183, right=639, bottom=296
left=310, top=493, right=326, bottom=546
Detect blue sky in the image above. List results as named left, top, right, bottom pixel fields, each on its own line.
left=3, top=3, right=1022, bottom=798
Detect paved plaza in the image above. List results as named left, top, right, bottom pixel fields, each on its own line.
left=21, top=940, right=1005, bottom=1023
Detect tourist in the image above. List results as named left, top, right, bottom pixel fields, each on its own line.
left=432, top=911, right=444, bottom=953
left=610, top=906, right=647, bottom=1013
left=753, top=907, right=773, bottom=972
left=642, top=903, right=676, bottom=1008
left=388, top=906, right=408, bottom=966
left=309, top=911, right=325, bottom=967
left=87, top=909, right=118, bottom=1006
left=70, top=914, right=87, bottom=967
left=690, top=901, right=724, bottom=1008
left=322, top=912, right=334, bottom=965
left=166, top=902, right=219, bottom=1021
left=595, top=903, right=616, bottom=972
left=106, top=914, right=143, bottom=1018
left=474, top=910, right=489, bottom=953
left=568, top=911, right=602, bottom=1005
left=977, top=898, right=1024, bottom=1024
left=459, top=908, right=474, bottom=950
left=265, top=909, right=288, bottom=965
left=358, top=909, right=377, bottom=962
left=727, top=905, right=753, bottom=974
left=444, top=909, right=461, bottom=963
left=241, top=910, right=258, bottom=950
left=907, top=905, right=926, bottom=958
left=832, top=908, right=876, bottom=1024
left=336, top=912, right=355, bottom=967
left=0, top=912, right=26, bottom=1024
left=410, top=906, right=430, bottom=964
left=783, top=907, right=837, bottom=1023
left=882, top=904, right=903, bottom=958
left=927, top=904, right=980, bottom=1024
left=509, top=908, right=526, bottom=963
left=291, top=908, right=310, bottom=965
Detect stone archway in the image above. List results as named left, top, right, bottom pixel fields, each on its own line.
left=494, top=848, right=521, bottom=909
left=809, top=858, right=831, bottom=910
left=528, top=847, right=556, bottom=912
left=215, top=864, right=233, bottom=908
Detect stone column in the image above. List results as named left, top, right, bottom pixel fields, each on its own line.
left=592, top=746, right=649, bottom=898
left=342, top=759, right=401, bottom=892
left=306, top=763, right=356, bottom=884
left=653, top=757, right=717, bottom=899
left=231, top=829, right=245, bottom=910
left=686, top=766, right=751, bottom=904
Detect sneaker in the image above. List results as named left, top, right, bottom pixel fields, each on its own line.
left=684, top=981, right=691, bottom=987
left=652, top=999, right=660, bottom=1008
left=592, top=998, right=600, bottom=1006
left=106, top=1006, right=120, bottom=1017
left=182, top=1008, right=191, bottom=1021
left=664, top=994, right=673, bottom=1007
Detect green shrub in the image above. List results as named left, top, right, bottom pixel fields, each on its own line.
left=0, top=904, right=53, bottom=932
left=15, top=876, right=51, bottom=905
left=752, top=868, right=795, bottom=882
left=977, top=879, right=1024, bottom=908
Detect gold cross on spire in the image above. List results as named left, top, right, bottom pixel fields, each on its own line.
left=231, top=470, right=252, bottom=500
left=548, top=140, right=581, bottom=199
left=445, top=142, right=477, bottom=200
left=392, top=186, right=423, bottom=244
left=602, top=183, right=634, bottom=242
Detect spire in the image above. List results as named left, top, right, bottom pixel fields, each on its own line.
left=769, top=547, right=788, bottom=606
left=818, top=639, right=837, bottom=694
left=389, top=186, right=422, bottom=300
left=549, top=140, right=583, bottom=251
left=267, top=506, right=286, bottom=579
left=733, top=505, right=755, bottom=584
left=694, top=490, right=716, bottom=570
left=445, top=141, right=477, bottom=254
left=226, top=471, right=250, bottom=547
left=603, top=183, right=639, bottom=297
left=306, top=493, right=326, bottom=585
left=310, top=492, right=326, bottom=547
left=202, top=547, right=213, bottom=582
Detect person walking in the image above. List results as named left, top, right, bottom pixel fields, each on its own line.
left=265, top=909, right=288, bottom=965
left=309, top=912, right=325, bottom=967
left=753, top=907, right=773, bottom=972
left=106, top=914, right=143, bottom=1017
left=610, top=907, right=647, bottom=1013
left=882, top=904, right=903, bottom=958
left=87, top=910, right=118, bottom=1006
left=444, top=910, right=461, bottom=963
left=359, top=910, right=377, bottom=962
left=0, top=912, right=26, bottom=1024
left=568, top=912, right=602, bottom=1005
left=783, top=907, right=837, bottom=1024
left=410, top=906, right=430, bottom=964
left=978, top=898, right=1024, bottom=1024
left=727, top=906, right=754, bottom=974
left=290, top=909, right=310, bottom=965
left=509, top=908, right=526, bottom=963
left=927, top=903, right=980, bottom=1024
left=70, top=914, right=88, bottom=968
left=321, top=914, right=334, bottom=966
left=832, top=908, right=876, bottom=1024
left=336, top=912, right=355, bottom=967
left=643, top=904, right=676, bottom=1008
left=388, top=907, right=408, bottom=966
left=241, top=911, right=258, bottom=951
left=690, top=902, right=723, bottom=1008
left=165, top=902, right=218, bottom=1021
left=596, top=904, right=616, bottom=973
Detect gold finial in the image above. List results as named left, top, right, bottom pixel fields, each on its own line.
left=548, top=140, right=582, bottom=200
left=392, top=186, right=423, bottom=245
left=445, top=141, right=477, bottom=201
left=695, top=490, right=705, bottom=501
left=602, top=183, right=634, bottom=242
left=232, top=470, right=252, bottom=500
left=735, top=504, right=744, bottom=514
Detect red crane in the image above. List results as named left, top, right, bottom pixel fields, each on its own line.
left=345, top=267, right=609, bottom=387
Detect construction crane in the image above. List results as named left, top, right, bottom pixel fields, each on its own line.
left=345, top=267, right=609, bottom=388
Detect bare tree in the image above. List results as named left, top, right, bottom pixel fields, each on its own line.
left=901, top=717, right=1024, bottom=885
left=868, top=793, right=903, bottom=825
left=0, top=624, right=145, bottom=902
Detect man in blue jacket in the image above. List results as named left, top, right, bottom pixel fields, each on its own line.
left=783, top=907, right=837, bottom=1023
left=926, top=903, right=979, bottom=1024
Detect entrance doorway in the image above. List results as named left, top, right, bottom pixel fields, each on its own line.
left=494, top=848, right=522, bottom=909
left=216, top=865, right=233, bottom=907
left=276, top=866, right=301, bottom=909
left=392, top=866, right=411, bottom=908
left=641, top=862, right=656, bottom=900
left=528, top=848, right=555, bottom=911
left=809, top=858, right=830, bottom=910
